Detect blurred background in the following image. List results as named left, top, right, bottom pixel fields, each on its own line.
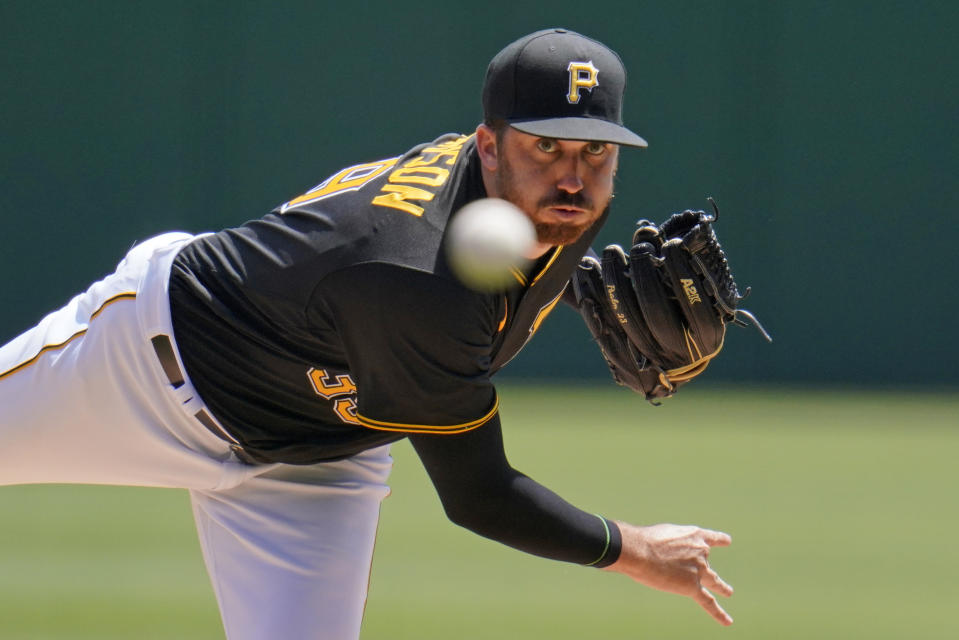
left=2, top=0, right=957, bottom=386
left=1, top=1, right=956, bottom=639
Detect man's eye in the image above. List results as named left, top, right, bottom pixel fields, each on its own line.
left=585, top=142, right=607, bottom=155
left=536, top=139, right=558, bottom=153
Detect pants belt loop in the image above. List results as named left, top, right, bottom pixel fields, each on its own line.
left=150, top=333, right=256, bottom=463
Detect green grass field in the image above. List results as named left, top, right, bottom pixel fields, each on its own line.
left=1, top=386, right=956, bottom=639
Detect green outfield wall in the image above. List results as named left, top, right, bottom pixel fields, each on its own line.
left=2, top=1, right=956, bottom=387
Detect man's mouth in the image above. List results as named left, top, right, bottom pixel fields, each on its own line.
left=546, top=205, right=589, bottom=219
left=539, top=191, right=593, bottom=218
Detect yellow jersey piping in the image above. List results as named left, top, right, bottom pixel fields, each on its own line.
left=530, top=246, right=563, bottom=286
left=355, top=395, right=499, bottom=435
left=509, top=267, right=528, bottom=286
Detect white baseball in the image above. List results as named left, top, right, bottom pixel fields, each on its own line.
left=445, top=198, right=537, bottom=291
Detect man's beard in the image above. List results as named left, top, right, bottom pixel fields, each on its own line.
left=495, top=156, right=609, bottom=246
left=531, top=191, right=599, bottom=245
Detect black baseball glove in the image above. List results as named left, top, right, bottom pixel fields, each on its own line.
left=569, top=199, right=771, bottom=402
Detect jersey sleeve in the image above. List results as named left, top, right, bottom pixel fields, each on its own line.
left=310, top=262, right=499, bottom=435
left=409, top=415, right=622, bottom=567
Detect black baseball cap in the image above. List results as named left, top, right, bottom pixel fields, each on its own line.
left=482, top=28, right=647, bottom=148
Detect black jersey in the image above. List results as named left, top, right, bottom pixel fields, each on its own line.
left=169, top=133, right=608, bottom=464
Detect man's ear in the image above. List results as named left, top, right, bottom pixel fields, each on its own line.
left=474, top=124, right=499, bottom=172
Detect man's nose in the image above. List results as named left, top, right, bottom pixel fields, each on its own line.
left=556, top=157, right=584, bottom=193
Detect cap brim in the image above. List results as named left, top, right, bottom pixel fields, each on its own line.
left=510, top=117, right=648, bottom=148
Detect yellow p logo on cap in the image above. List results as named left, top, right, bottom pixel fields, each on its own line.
left=567, top=61, right=599, bottom=104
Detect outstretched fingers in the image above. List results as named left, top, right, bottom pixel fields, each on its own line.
left=700, top=528, right=732, bottom=547
left=701, top=565, right=734, bottom=597
left=695, top=587, right=734, bottom=626
left=610, top=522, right=735, bottom=625
left=696, top=527, right=733, bottom=624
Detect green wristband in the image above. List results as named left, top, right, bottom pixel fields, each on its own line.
left=584, top=514, right=611, bottom=566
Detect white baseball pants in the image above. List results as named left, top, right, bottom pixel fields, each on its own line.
left=0, top=233, right=393, bottom=640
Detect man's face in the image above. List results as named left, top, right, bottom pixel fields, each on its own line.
left=491, top=127, right=619, bottom=247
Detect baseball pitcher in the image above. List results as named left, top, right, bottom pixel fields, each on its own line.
left=0, top=29, right=767, bottom=639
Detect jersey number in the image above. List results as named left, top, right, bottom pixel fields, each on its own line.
left=307, top=368, right=360, bottom=425
left=279, top=159, right=399, bottom=213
